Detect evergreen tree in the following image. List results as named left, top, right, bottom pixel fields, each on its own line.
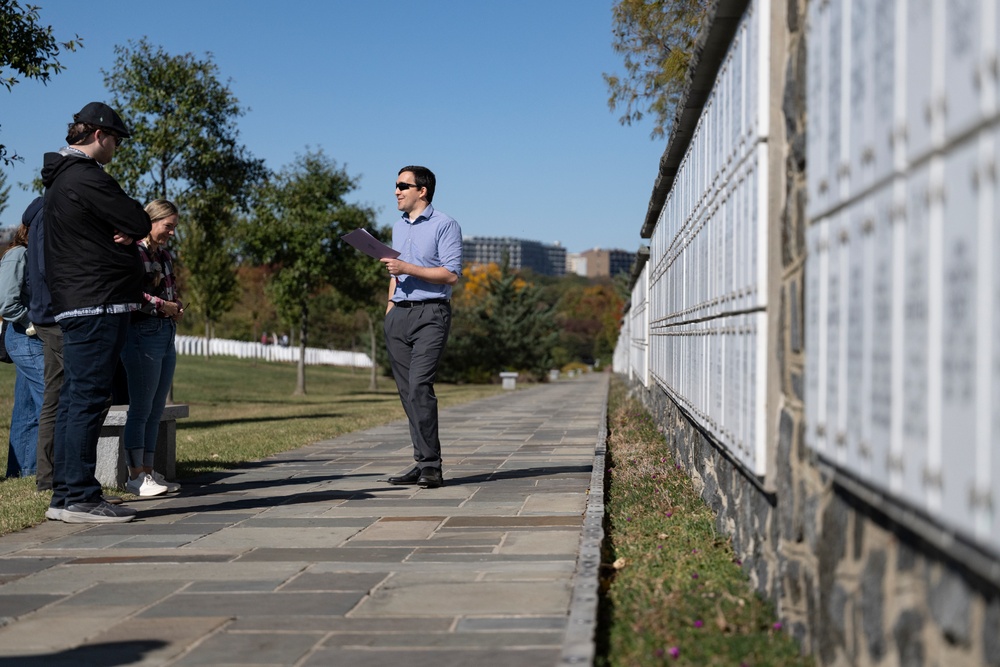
left=442, top=258, right=558, bottom=382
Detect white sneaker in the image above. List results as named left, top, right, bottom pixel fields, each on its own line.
left=151, top=471, right=181, bottom=493
left=45, top=507, right=64, bottom=521
left=126, top=473, right=168, bottom=497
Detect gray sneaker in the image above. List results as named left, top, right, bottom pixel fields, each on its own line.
left=45, top=507, right=64, bottom=521
left=62, top=501, right=136, bottom=524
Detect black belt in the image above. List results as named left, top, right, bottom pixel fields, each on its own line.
left=394, top=299, right=450, bottom=308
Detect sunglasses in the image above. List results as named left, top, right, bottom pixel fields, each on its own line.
left=395, top=182, right=421, bottom=191
left=102, top=130, right=124, bottom=147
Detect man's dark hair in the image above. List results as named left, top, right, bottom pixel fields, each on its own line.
left=399, top=165, right=436, bottom=203
left=65, top=122, right=100, bottom=145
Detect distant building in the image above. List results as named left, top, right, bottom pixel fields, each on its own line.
left=463, top=236, right=566, bottom=276
left=572, top=248, right=635, bottom=278
left=567, top=253, right=587, bottom=277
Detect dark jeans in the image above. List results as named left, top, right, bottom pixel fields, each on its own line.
left=384, top=302, right=451, bottom=469
left=34, top=323, right=63, bottom=491
left=51, top=314, right=129, bottom=508
left=121, top=317, right=176, bottom=468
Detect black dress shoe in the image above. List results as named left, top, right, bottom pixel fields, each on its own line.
left=388, top=466, right=421, bottom=485
left=417, top=468, right=443, bottom=488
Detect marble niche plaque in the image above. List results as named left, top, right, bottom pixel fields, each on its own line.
left=805, top=219, right=827, bottom=454
left=845, top=201, right=868, bottom=474
left=943, top=0, right=981, bottom=144
left=848, top=0, right=873, bottom=197
left=940, top=139, right=979, bottom=538
left=806, top=0, right=830, bottom=219
left=870, top=0, right=896, bottom=185
left=867, top=187, right=895, bottom=486
left=905, top=0, right=935, bottom=164
left=825, top=212, right=844, bottom=463
left=901, top=164, right=932, bottom=510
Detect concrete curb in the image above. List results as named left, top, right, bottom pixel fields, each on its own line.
left=559, top=378, right=609, bottom=665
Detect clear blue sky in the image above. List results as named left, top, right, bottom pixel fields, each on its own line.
left=1, top=0, right=665, bottom=253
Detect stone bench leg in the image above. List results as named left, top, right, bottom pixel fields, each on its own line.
left=94, top=405, right=186, bottom=489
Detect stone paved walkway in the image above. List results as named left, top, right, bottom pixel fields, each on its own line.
left=0, top=372, right=608, bottom=667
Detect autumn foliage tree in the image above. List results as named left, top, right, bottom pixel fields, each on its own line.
left=442, top=259, right=558, bottom=383
left=555, top=282, right=624, bottom=365
left=604, top=0, right=708, bottom=139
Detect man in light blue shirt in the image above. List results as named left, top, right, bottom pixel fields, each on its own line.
left=382, top=166, right=462, bottom=489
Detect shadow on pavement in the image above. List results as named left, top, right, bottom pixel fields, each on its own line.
left=0, top=640, right=167, bottom=666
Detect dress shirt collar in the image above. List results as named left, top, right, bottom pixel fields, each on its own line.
left=402, top=203, right=435, bottom=225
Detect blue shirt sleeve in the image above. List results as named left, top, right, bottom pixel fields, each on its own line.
left=437, top=218, right=463, bottom=277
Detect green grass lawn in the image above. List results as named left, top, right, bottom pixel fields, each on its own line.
left=596, top=377, right=810, bottom=666
left=0, top=355, right=503, bottom=535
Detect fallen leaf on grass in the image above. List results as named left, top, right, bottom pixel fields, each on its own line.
left=716, top=601, right=729, bottom=631
left=612, top=557, right=628, bottom=570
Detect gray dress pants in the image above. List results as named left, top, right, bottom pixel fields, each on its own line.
left=383, top=302, right=451, bottom=469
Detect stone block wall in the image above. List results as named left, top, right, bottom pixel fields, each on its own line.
left=621, top=0, right=1000, bottom=664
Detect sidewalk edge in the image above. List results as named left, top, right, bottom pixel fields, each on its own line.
left=558, top=373, right=609, bottom=666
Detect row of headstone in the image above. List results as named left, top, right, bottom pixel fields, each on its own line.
left=173, top=335, right=373, bottom=368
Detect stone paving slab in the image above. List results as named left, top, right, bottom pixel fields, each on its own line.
left=0, top=373, right=608, bottom=666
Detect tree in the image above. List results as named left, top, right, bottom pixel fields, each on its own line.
left=441, top=258, right=559, bottom=383
left=336, top=233, right=392, bottom=391
left=181, top=194, right=240, bottom=352
left=1, top=1, right=81, bottom=164
left=556, top=282, right=624, bottom=365
left=243, top=149, right=376, bottom=395
left=604, top=0, right=708, bottom=140
left=0, top=169, right=10, bottom=223
left=102, top=38, right=266, bottom=347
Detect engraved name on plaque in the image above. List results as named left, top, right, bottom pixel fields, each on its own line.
left=902, top=166, right=932, bottom=509
left=940, top=141, right=978, bottom=537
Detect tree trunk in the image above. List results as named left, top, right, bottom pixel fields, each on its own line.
left=367, top=312, right=378, bottom=391
left=294, top=308, right=307, bottom=395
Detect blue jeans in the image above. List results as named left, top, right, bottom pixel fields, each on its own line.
left=121, top=317, right=176, bottom=468
left=52, top=314, right=129, bottom=508
left=5, top=323, right=44, bottom=478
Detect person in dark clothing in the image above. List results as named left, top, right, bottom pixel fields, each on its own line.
left=25, top=196, right=125, bottom=505
left=40, top=102, right=151, bottom=523
left=23, top=196, right=57, bottom=491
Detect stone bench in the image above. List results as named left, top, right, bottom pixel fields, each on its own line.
left=95, top=404, right=189, bottom=489
left=500, top=372, right=519, bottom=390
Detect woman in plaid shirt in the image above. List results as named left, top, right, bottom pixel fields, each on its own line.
left=120, top=200, right=184, bottom=497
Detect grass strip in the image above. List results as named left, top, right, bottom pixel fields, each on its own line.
left=0, top=355, right=503, bottom=536
left=596, top=377, right=810, bottom=667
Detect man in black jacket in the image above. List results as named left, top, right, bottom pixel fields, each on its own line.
left=40, top=102, right=151, bottom=523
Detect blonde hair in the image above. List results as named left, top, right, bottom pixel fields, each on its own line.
left=143, top=199, right=179, bottom=246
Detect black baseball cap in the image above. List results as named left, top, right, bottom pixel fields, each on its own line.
left=73, top=102, right=131, bottom=138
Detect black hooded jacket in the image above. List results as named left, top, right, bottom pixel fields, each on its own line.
left=21, top=196, right=53, bottom=325
left=40, top=149, right=151, bottom=315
